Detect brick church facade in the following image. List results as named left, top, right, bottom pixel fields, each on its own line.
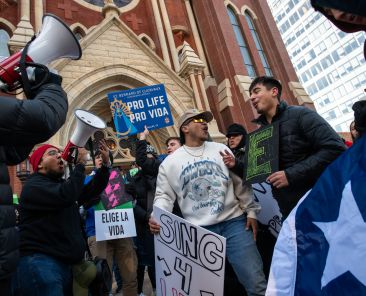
left=0, top=0, right=312, bottom=194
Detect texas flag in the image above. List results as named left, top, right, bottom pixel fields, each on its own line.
left=266, top=135, right=366, bottom=296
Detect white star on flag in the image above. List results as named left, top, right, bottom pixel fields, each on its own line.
left=313, top=181, right=366, bottom=288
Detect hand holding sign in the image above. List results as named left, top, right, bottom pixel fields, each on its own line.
left=149, top=216, right=160, bottom=234
left=267, top=170, right=289, bottom=189
left=139, top=125, right=149, bottom=141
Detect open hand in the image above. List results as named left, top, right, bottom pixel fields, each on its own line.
left=98, top=139, right=110, bottom=165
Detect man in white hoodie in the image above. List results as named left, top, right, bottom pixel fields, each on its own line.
left=149, top=109, right=267, bottom=296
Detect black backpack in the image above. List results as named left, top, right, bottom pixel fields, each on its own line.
left=88, top=256, right=112, bottom=296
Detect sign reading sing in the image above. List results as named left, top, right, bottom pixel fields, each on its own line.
left=154, top=206, right=226, bottom=296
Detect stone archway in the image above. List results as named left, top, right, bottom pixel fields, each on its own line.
left=53, top=64, right=188, bottom=162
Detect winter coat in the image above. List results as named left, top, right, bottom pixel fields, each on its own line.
left=253, top=101, right=346, bottom=217
left=19, top=164, right=109, bottom=264
left=0, top=83, right=67, bottom=280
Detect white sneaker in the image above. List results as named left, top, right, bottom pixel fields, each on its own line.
left=138, top=293, right=146, bottom=296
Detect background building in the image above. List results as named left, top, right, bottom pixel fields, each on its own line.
left=267, top=0, right=366, bottom=132
left=0, top=0, right=310, bottom=193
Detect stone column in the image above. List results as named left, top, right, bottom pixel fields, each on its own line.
left=189, top=71, right=202, bottom=109
left=34, top=0, right=44, bottom=32
left=184, top=0, right=209, bottom=77
left=20, top=0, right=30, bottom=19
left=158, top=0, right=180, bottom=72
left=8, top=0, right=34, bottom=53
left=151, top=0, right=171, bottom=68
left=197, top=72, right=211, bottom=110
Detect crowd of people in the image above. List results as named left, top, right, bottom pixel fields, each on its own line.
left=0, top=73, right=365, bottom=296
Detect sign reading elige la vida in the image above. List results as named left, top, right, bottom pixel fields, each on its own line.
left=107, top=84, right=174, bottom=137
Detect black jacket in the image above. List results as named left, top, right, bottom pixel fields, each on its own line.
left=230, top=144, right=246, bottom=178
left=253, top=101, right=346, bottom=217
left=133, top=139, right=183, bottom=218
left=19, top=164, right=109, bottom=264
left=0, top=83, right=67, bottom=280
left=132, top=140, right=161, bottom=224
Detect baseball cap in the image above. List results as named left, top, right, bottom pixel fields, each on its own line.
left=178, top=109, right=213, bottom=130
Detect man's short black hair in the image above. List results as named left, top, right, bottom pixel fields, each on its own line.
left=249, top=76, right=282, bottom=101
left=165, top=137, right=181, bottom=146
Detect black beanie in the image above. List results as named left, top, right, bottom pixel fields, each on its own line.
left=352, top=100, right=366, bottom=133
left=226, top=123, right=247, bottom=137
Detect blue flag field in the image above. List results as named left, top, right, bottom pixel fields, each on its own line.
left=267, top=135, right=366, bottom=296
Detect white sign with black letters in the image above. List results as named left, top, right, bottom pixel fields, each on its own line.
left=95, top=208, right=136, bottom=241
left=252, top=182, right=282, bottom=237
left=154, top=206, right=226, bottom=296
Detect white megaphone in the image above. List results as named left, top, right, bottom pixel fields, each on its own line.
left=0, top=13, right=82, bottom=92
left=62, top=109, right=106, bottom=163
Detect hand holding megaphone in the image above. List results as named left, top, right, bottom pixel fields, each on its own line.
left=0, top=13, right=82, bottom=93
left=62, top=109, right=106, bottom=163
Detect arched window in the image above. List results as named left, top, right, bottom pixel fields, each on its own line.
left=245, top=12, right=273, bottom=76
left=227, top=7, right=256, bottom=78
left=0, top=29, right=10, bottom=58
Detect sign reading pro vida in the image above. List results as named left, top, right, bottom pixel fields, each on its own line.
left=108, top=84, right=174, bottom=137
left=244, top=122, right=279, bottom=184
left=154, top=206, right=226, bottom=296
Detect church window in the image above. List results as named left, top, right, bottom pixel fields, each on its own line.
left=245, top=12, right=273, bottom=76
left=227, top=7, right=257, bottom=78
left=0, top=29, right=10, bottom=58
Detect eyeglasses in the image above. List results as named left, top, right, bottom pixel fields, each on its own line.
left=46, top=150, right=61, bottom=156
left=192, top=118, right=207, bottom=123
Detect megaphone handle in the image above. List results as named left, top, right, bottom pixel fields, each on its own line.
left=87, top=137, right=96, bottom=167
left=19, top=35, right=36, bottom=99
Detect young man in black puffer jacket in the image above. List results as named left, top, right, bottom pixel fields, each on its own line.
left=249, top=76, right=346, bottom=218
left=0, top=71, right=68, bottom=295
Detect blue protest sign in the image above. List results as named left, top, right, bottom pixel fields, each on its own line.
left=107, top=84, right=174, bottom=137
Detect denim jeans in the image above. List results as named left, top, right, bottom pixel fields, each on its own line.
left=12, top=253, right=72, bottom=296
left=204, top=215, right=267, bottom=296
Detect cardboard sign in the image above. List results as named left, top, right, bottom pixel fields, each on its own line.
left=252, top=182, right=282, bottom=237
left=95, top=202, right=136, bottom=241
left=107, top=84, right=174, bottom=137
left=100, top=169, right=133, bottom=210
left=154, top=206, right=226, bottom=296
left=244, top=123, right=279, bottom=184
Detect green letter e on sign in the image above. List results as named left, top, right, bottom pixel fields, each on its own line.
left=244, top=123, right=279, bottom=184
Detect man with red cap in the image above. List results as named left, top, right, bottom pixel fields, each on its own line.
left=12, top=141, right=110, bottom=296
left=0, top=70, right=68, bottom=295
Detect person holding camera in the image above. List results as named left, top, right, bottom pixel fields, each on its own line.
left=0, top=70, right=68, bottom=295
left=12, top=142, right=110, bottom=295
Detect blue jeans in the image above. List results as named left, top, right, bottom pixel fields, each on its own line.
left=12, top=254, right=72, bottom=296
left=204, top=215, right=267, bottom=296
